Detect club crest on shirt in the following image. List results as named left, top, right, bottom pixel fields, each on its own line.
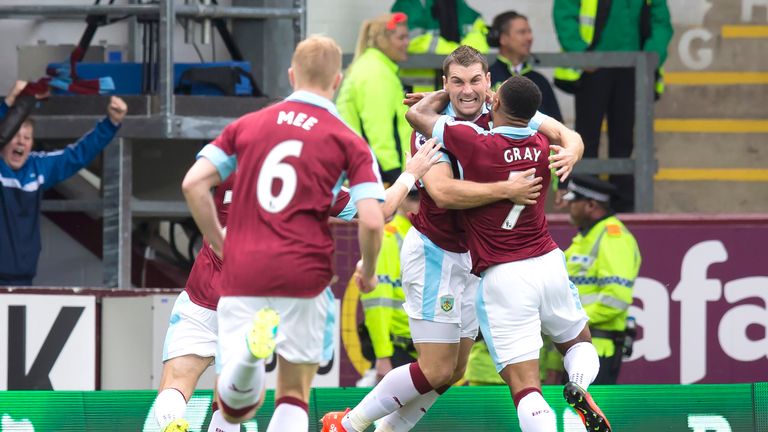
left=440, top=295, right=455, bottom=312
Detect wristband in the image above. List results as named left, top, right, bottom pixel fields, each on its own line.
left=395, top=172, right=416, bottom=191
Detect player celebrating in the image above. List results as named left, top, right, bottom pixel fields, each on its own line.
left=404, top=77, right=611, bottom=431
left=322, top=46, right=588, bottom=432
left=182, top=35, right=388, bottom=431
left=155, top=136, right=440, bottom=432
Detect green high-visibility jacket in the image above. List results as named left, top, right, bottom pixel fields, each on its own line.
left=553, top=0, right=673, bottom=94
left=392, top=0, right=489, bottom=92
left=336, top=48, right=411, bottom=176
left=564, top=215, right=641, bottom=357
left=360, top=214, right=412, bottom=359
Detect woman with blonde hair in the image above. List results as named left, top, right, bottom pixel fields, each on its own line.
left=336, top=12, right=411, bottom=186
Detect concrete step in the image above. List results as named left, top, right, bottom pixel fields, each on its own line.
left=666, top=28, right=768, bottom=71
left=656, top=84, right=768, bottom=118
left=654, top=180, right=768, bottom=213
left=655, top=133, right=768, bottom=168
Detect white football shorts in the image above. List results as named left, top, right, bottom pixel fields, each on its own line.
left=162, top=290, right=218, bottom=362
left=400, top=227, right=479, bottom=341
left=476, top=248, right=588, bottom=372
left=216, top=288, right=336, bottom=369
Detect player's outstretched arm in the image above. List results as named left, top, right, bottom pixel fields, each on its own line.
left=355, top=198, right=385, bottom=293
left=405, top=90, right=450, bottom=137
left=380, top=137, right=442, bottom=218
left=182, top=158, right=224, bottom=256
left=425, top=164, right=543, bottom=209
left=538, top=117, right=584, bottom=182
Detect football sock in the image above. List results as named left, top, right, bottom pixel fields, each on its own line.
left=206, top=409, right=240, bottom=432
left=375, top=388, right=442, bottom=431
left=563, top=342, right=600, bottom=390
left=217, top=341, right=266, bottom=417
left=515, top=388, right=557, bottom=432
left=154, top=388, right=187, bottom=429
left=342, top=362, right=434, bottom=432
left=266, top=397, right=309, bottom=432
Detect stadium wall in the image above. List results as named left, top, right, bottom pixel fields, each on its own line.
left=1, top=215, right=766, bottom=392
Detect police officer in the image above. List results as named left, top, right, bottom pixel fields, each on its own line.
left=563, top=175, right=641, bottom=384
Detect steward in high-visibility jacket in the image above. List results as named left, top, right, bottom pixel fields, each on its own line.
left=392, top=0, right=489, bottom=92
left=552, top=0, right=673, bottom=97
left=562, top=175, right=641, bottom=384
left=360, top=213, right=416, bottom=373
left=337, top=13, right=412, bottom=185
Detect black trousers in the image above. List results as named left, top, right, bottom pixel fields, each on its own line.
left=575, top=68, right=636, bottom=212
left=593, top=350, right=623, bottom=385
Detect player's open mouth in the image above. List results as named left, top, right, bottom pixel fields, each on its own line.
left=458, top=97, right=478, bottom=104
left=12, top=147, right=25, bottom=156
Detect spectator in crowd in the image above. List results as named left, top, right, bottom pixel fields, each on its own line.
left=563, top=175, right=641, bottom=384
left=359, top=189, right=420, bottom=385
left=336, top=12, right=412, bottom=186
left=553, top=0, right=673, bottom=212
left=0, top=81, right=126, bottom=286
left=392, top=0, right=489, bottom=92
left=487, top=10, right=562, bottom=122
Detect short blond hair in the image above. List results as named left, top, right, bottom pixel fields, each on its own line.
left=291, top=35, right=343, bottom=89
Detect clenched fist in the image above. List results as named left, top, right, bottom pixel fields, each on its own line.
left=107, top=96, right=128, bottom=125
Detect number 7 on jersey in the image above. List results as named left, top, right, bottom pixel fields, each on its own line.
left=501, top=171, right=532, bottom=230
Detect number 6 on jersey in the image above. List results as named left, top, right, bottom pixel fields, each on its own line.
left=257, top=139, right=303, bottom=213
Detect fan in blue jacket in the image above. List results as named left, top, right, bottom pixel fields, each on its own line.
left=0, top=81, right=127, bottom=285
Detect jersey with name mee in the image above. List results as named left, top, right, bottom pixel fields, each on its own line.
left=199, top=91, right=384, bottom=298
left=433, top=116, right=558, bottom=275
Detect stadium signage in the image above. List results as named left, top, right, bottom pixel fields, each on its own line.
left=0, top=294, right=95, bottom=390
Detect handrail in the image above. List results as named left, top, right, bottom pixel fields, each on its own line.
left=0, top=4, right=303, bottom=19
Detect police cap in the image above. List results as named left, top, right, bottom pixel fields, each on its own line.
left=562, top=175, right=617, bottom=203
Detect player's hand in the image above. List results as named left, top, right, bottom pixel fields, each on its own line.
left=107, top=96, right=128, bottom=125
left=549, top=145, right=579, bottom=182
left=354, top=259, right=378, bottom=293
left=403, top=92, right=427, bottom=107
left=209, top=227, right=226, bottom=259
left=500, top=168, right=542, bottom=205
left=405, top=137, right=442, bottom=180
left=375, top=357, right=393, bottom=381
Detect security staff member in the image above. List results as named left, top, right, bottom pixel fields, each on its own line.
left=391, top=0, right=489, bottom=92
left=563, top=175, right=641, bottom=384
left=553, top=0, right=673, bottom=212
left=360, top=191, right=419, bottom=381
left=337, top=12, right=412, bottom=185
